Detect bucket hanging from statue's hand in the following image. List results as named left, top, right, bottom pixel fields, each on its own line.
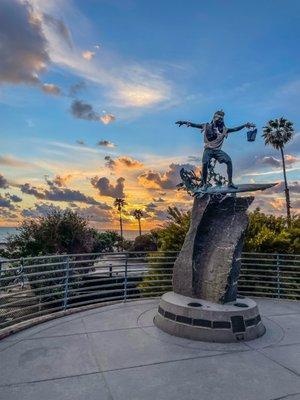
left=247, top=128, right=257, bottom=142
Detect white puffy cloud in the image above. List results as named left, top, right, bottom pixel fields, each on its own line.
left=27, top=1, right=174, bottom=110
left=0, top=0, right=49, bottom=85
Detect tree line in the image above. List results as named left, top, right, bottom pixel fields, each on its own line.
left=1, top=205, right=298, bottom=260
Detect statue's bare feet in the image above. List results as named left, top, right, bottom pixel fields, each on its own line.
left=228, top=182, right=238, bottom=189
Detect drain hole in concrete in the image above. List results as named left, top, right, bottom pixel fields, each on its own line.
left=234, top=303, right=248, bottom=308
left=188, top=302, right=202, bottom=307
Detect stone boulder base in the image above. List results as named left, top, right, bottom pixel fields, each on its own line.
left=172, top=195, right=254, bottom=303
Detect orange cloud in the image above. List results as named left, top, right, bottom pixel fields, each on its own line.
left=138, top=171, right=162, bottom=189
left=100, top=114, right=116, bottom=125
left=105, top=156, right=144, bottom=171
left=41, top=83, right=61, bottom=95
left=270, top=198, right=285, bottom=211
left=285, top=154, right=299, bottom=165
left=138, top=163, right=198, bottom=190
left=82, top=50, right=95, bottom=60
left=51, top=174, right=73, bottom=187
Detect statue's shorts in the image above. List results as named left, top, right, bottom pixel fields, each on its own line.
left=202, top=148, right=232, bottom=165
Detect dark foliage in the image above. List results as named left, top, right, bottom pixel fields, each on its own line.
left=91, top=230, right=122, bottom=253
left=0, top=209, right=123, bottom=258
left=139, top=206, right=300, bottom=297
left=131, top=233, right=158, bottom=252
left=244, top=208, right=300, bottom=254
left=1, top=209, right=95, bottom=258
left=152, top=206, right=299, bottom=254
left=0, top=210, right=123, bottom=311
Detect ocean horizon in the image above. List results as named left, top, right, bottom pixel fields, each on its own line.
left=0, top=227, right=147, bottom=242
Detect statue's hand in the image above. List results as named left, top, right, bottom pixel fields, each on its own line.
left=245, top=122, right=255, bottom=129
left=176, top=120, right=188, bottom=127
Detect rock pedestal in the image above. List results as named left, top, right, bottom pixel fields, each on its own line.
left=154, top=195, right=266, bottom=343
left=173, top=195, right=254, bottom=303
left=154, top=292, right=265, bottom=342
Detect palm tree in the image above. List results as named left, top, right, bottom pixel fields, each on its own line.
left=262, top=117, right=294, bottom=227
left=133, top=209, right=143, bottom=236
left=114, top=198, right=126, bottom=241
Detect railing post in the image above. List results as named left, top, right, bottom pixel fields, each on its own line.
left=20, top=258, right=25, bottom=289
left=124, top=253, right=128, bottom=302
left=63, top=256, right=70, bottom=310
left=0, top=259, right=3, bottom=289
left=276, top=254, right=281, bottom=299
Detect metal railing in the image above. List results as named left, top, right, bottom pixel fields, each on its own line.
left=0, top=251, right=299, bottom=331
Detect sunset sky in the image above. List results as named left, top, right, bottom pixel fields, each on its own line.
left=0, top=0, right=299, bottom=230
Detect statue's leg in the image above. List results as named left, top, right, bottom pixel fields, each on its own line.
left=227, top=159, right=233, bottom=183
left=214, top=150, right=233, bottom=184
left=201, top=149, right=211, bottom=185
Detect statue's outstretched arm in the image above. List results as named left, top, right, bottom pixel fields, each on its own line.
left=189, top=122, right=205, bottom=129
left=175, top=121, right=205, bottom=129
left=227, top=122, right=255, bottom=133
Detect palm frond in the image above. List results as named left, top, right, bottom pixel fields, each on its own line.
left=114, top=198, right=126, bottom=210
left=262, top=117, right=294, bottom=149
left=133, top=209, right=143, bottom=219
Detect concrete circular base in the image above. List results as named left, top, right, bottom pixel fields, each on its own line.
left=154, top=292, right=266, bottom=343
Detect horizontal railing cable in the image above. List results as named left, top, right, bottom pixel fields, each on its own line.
left=0, top=251, right=299, bottom=331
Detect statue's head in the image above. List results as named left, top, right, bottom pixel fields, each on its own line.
left=212, top=110, right=225, bottom=125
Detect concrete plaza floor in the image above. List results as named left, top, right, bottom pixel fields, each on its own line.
left=0, top=298, right=299, bottom=400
